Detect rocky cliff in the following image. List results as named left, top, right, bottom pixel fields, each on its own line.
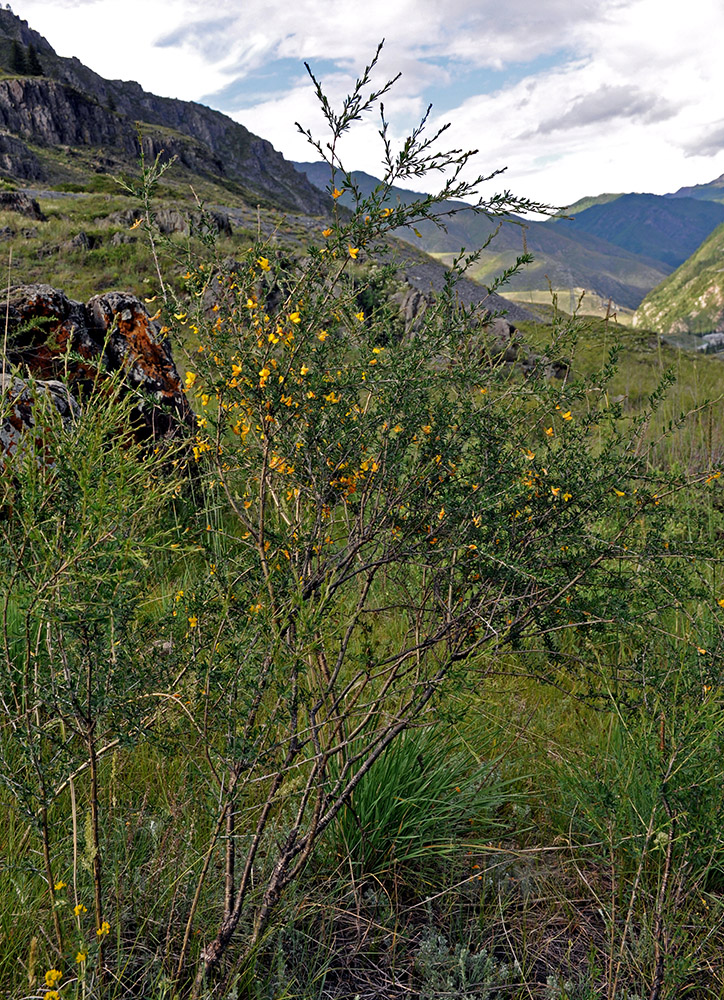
left=0, top=10, right=327, bottom=215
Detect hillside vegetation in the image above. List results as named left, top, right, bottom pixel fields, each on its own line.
left=3, top=34, right=724, bottom=1000
left=635, top=219, right=724, bottom=335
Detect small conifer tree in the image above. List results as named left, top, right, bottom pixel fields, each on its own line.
left=26, top=42, right=42, bottom=75
left=8, top=38, right=26, bottom=74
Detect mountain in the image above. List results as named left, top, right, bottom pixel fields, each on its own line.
left=554, top=193, right=625, bottom=215
left=634, top=221, right=724, bottom=335
left=0, top=9, right=328, bottom=215
left=294, top=161, right=424, bottom=208
left=294, top=162, right=672, bottom=310
left=665, top=174, right=724, bottom=205
left=551, top=193, right=724, bottom=270
left=0, top=12, right=537, bottom=326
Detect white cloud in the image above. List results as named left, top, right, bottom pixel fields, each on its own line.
left=13, top=0, right=724, bottom=206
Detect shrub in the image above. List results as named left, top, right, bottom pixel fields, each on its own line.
left=0, top=44, right=719, bottom=1000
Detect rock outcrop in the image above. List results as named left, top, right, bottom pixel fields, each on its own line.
left=393, top=280, right=566, bottom=377
left=0, top=9, right=328, bottom=216
left=0, top=134, right=44, bottom=180
left=1, top=284, right=194, bottom=457
left=106, top=206, right=232, bottom=237
left=0, top=190, right=46, bottom=219
left=0, top=371, right=79, bottom=460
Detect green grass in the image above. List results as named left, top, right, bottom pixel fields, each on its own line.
left=635, top=219, right=724, bottom=334
left=3, top=152, right=724, bottom=1000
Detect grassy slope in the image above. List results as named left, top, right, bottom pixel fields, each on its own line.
left=0, top=152, right=322, bottom=301
left=635, top=220, right=724, bottom=335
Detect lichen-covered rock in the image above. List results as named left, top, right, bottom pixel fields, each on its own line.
left=0, top=371, right=80, bottom=461
left=2, top=284, right=194, bottom=455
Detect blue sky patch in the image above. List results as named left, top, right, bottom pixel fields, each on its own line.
left=203, top=57, right=340, bottom=111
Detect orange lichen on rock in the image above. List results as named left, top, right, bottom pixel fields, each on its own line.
left=2, top=284, right=194, bottom=457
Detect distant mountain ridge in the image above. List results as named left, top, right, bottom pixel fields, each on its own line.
left=294, top=161, right=672, bottom=310
left=627, top=177, right=724, bottom=334
left=665, top=174, right=724, bottom=204
left=553, top=193, right=724, bottom=270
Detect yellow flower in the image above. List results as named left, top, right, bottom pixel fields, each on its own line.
left=53, top=881, right=66, bottom=891
left=317, top=330, right=328, bottom=342
left=544, top=426, right=554, bottom=436
left=355, top=311, right=365, bottom=321
left=561, top=410, right=572, bottom=420
left=188, top=615, right=198, bottom=629
left=201, top=394, right=210, bottom=407
left=381, top=207, right=393, bottom=217
left=551, top=486, right=560, bottom=496
left=174, top=311, right=187, bottom=321
left=289, top=311, right=301, bottom=324
left=348, top=246, right=360, bottom=259
left=73, top=903, right=87, bottom=916
left=563, top=492, right=572, bottom=502
left=718, top=599, right=724, bottom=608
left=300, top=365, right=309, bottom=376
left=522, top=448, right=535, bottom=460
left=46, top=993, right=60, bottom=1000
left=322, top=227, right=333, bottom=237
left=45, top=970, right=63, bottom=987
left=129, top=216, right=143, bottom=230
left=257, top=256, right=271, bottom=271
left=96, top=920, right=110, bottom=937
left=185, top=371, right=197, bottom=389
left=613, top=488, right=625, bottom=497
left=331, top=187, right=344, bottom=199
left=422, top=425, right=432, bottom=434
left=76, top=951, right=87, bottom=964
left=144, top=295, right=157, bottom=304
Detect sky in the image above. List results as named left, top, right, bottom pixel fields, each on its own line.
left=13, top=0, right=724, bottom=210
